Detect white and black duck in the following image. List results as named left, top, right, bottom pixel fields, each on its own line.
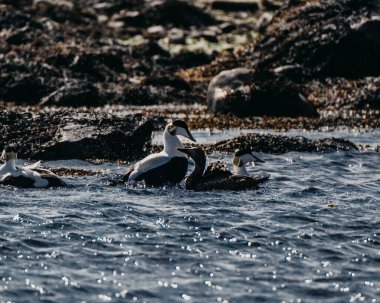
left=122, top=120, right=196, bottom=187
left=232, top=148, right=265, bottom=176
left=0, top=146, right=69, bottom=188
left=177, top=147, right=269, bottom=191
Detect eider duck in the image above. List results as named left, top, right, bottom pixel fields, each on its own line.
left=232, top=148, right=265, bottom=176
left=122, top=120, right=196, bottom=187
left=0, top=146, right=69, bottom=188
left=177, top=147, right=268, bottom=191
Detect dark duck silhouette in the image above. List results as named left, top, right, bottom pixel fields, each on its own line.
left=122, top=120, right=196, bottom=187
left=0, top=145, right=69, bottom=188
left=177, top=147, right=269, bottom=191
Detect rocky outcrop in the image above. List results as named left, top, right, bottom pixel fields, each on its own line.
left=207, top=68, right=318, bottom=117
left=252, top=0, right=380, bottom=80
left=0, top=111, right=154, bottom=161
left=204, top=134, right=358, bottom=154
left=207, top=0, right=380, bottom=117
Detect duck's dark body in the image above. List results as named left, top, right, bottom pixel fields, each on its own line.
left=191, top=174, right=269, bottom=191
left=178, top=147, right=269, bottom=191
left=123, top=157, right=188, bottom=187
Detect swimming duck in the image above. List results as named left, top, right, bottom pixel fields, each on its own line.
left=0, top=146, right=69, bottom=188
left=122, top=120, right=196, bottom=187
left=232, top=148, right=265, bottom=176
left=177, top=147, right=268, bottom=191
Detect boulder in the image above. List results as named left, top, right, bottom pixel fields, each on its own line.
left=207, top=68, right=253, bottom=114
left=0, top=111, right=155, bottom=161
left=207, top=68, right=318, bottom=117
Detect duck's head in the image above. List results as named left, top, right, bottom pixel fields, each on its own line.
left=233, top=148, right=264, bottom=167
left=166, top=120, right=196, bottom=142
left=1, top=145, right=18, bottom=161
left=177, top=147, right=206, bottom=165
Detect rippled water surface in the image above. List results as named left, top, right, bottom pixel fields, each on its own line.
left=1, top=130, right=379, bottom=303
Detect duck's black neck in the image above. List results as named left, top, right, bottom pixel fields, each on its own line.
left=186, top=152, right=206, bottom=190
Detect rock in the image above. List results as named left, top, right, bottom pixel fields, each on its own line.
left=205, top=134, right=358, bottom=154
left=115, top=0, right=217, bottom=28
left=211, top=1, right=259, bottom=12
left=118, top=86, right=158, bottom=105
left=252, top=0, right=380, bottom=79
left=0, top=110, right=155, bottom=161
left=207, top=68, right=253, bottom=114
left=207, top=68, right=318, bottom=117
left=323, top=20, right=380, bottom=78
left=39, top=81, right=104, bottom=107
left=3, top=76, right=51, bottom=104
left=249, top=82, right=318, bottom=117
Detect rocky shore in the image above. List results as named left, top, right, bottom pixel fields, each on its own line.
left=0, top=0, right=379, bottom=162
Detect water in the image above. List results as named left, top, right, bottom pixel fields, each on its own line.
left=0, top=130, right=379, bottom=303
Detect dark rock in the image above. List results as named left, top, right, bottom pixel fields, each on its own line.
left=323, top=20, right=380, bottom=78
left=116, top=0, right=217, bottom=28
left=118, top=86, right=158, bottom=106
left=170, top=51, right=214, bottom=68
left=206, top=134, right=358, bottom=154
left=34, top=117, right=153, bottom=161
left=145, top=75, right=191, bottom=90
left=33, top=0, right=97, bottom=24
left=0, top=110, right=155, bottom=161
left=249, top=82, right=318, bottom=117
left=208, top=68, right=318, bottom=117
left=211, top=1, right=259, bottom=12
left=3, top=76, right=51, bottom=104
left=252, top=0, right=380, bottom=79
left=40, top=81, right=104, bottom=107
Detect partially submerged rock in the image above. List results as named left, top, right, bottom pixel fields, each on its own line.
left=0, top=111, right=154, bottom=161
left=204, top=134, right=358, bottom=154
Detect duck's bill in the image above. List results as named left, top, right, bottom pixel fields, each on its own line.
left=177, top=147, right=190, bottom=154
left=176, top=126, right=196, bottom=142
left=252, top=153, right=265, bottom=163
left=185, top=129, right=196, bottom=142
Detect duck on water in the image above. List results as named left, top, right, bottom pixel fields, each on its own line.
left=177, top=147, right=269, bottom=191
left=122, top=120, right=196, bottom=187
left=0, top=146, right=69, bottom=188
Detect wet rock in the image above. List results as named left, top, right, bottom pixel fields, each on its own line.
left=40, top=81, right=104, bottom=107
left=0, top=110, right=155, bottom=161
left=206, top=134, right=358, bottom=154
left=211, top=1, right=259, bottom=12
left=207, top=68, right=318, bottom=117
